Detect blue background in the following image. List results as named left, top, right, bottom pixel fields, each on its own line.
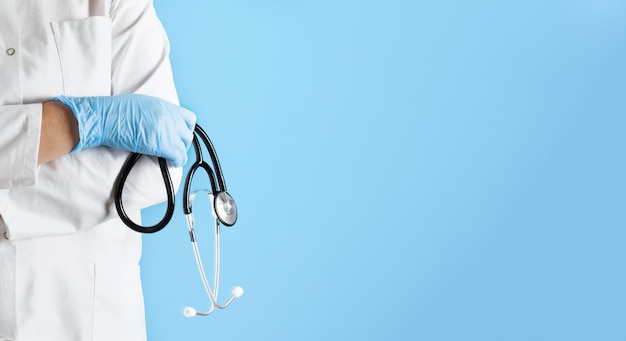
left=141, top=1, right=626, bottom=340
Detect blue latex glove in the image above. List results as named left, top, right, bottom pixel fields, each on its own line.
left=54, top=94, right=196, bottom=167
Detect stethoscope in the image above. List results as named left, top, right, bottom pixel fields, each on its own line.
left=114, top=124, right=243, bottom=317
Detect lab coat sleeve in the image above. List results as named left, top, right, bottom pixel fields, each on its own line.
left=110, top=0, right=180, bottom=104
left=0, top=0, right=185, bottom=240
left=0, top=104, right=41, bottom=188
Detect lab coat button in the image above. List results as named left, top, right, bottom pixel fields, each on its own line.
left=6, top=48, right=15, bottom=56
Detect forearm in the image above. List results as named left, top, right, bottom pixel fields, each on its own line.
left=38, top=101, right=79, bottom=164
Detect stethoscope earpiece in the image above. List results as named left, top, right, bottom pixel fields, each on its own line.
left=183, top=306, right=197, bottom=318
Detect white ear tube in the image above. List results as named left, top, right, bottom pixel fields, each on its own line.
left=183, top=186, right=241, bottom=318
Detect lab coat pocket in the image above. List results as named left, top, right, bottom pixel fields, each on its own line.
left=51, top=16, right=112, bottom=97
left=92, top=262, right=146, bottom=341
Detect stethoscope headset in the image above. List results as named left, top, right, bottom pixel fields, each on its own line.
left=114, top=124, right=243, bottom=317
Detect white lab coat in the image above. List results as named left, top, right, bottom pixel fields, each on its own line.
left=0, top=0, right=182, bottom=340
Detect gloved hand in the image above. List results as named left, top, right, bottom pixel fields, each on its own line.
left=53, top=94, right=196, bottom=167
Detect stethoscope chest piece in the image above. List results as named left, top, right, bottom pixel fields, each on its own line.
left=214, top=191, right=237, bottom=226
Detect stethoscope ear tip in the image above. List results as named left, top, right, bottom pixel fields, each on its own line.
left=232, top=286, right=244, bottom=298
left=183, top=307, right=197, bottom=318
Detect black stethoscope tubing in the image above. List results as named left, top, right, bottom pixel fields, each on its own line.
left=114, top=124, right=231, bottom=234
left=183, top=125, right=227, bottom=215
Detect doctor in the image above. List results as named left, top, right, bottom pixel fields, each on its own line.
left=0, top=0, right=194, bottom=340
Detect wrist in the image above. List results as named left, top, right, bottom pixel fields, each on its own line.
left=39, top=101, right=79, bottom=164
